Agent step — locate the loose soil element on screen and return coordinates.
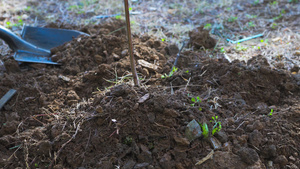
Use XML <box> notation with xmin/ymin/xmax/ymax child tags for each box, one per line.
<box><xmin>0</xmin><ymin>18</ymin><xmax>299</xmax><ymax>169</ymax></box>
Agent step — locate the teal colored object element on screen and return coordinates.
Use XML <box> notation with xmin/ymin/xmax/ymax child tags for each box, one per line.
<box><xmin>227</xmin><ymin>33</ymin><xmax>263</xmax><ymax>44</ymax></box>
<box><xmin>185</xmin><ymin>119</ymin><xmax>202</xmax><ymax>141</ymax></box>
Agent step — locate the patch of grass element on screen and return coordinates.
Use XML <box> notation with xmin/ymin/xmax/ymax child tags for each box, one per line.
<box><xmin>24</xmin><ymin>6</ymin><xmax>31</xmax><ymax>12</ymax></box>
<box><xmin>254</xmin><ymin>0</ymin><xmax>260</xmax><ymax>5</ymax></box>
<box><xmin>210</xmin><ymin>116</ymin><xmax>222</xmax><ymax>136</ymax></box>
<box><xmin>235</xmin><ymin>42</ymin><xmax>248</xmax><ymax>51</ymax></box>
<box><xmin>123</xmin><ymin>136</ymin><xmax>133</xmax><ymax>145</ymax></box>
<box><xmin>199</xmin><ymin>122</ymin><xmax>209</xmax><ymax>138</ymax></box>
<box><xmin>204</xmin><ymin>23</ymin><xmax>212</xmax><ymax>30</ymax></box>
<box><xmin>227</xmin><ymin>16</ymin><xmax>238</xmax><ymax>22</ymax></box>
<box><xmin>246</xmin><ymin>14</ymin><xmax>257</xmax><ymax>19</ymax></box>
<box><xmin>271</xmin><ymin>22</ymin><xmax>278</xmax><ymax>29</ymax></box>
<box><xmin>161</xmin><ymin>66</ymin><xmax>178</xmax><ymax>79</ymax></box>
<box><xmin>248</xmin><ymin>21</ymin><xmax>256</xmax><ymax>27</ymax></box>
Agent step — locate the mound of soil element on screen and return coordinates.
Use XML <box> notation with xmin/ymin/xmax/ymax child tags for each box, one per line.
<box><xmin>0</xmin><ymin>19</ymin><xmax>299</xmax><ymax>169</ymax></box>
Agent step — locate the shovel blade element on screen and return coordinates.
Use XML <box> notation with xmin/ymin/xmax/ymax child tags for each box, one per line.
<box><xmin>22</xmin><ymin>26</ymin><xmax>88</xmax><ymax>50</ymax></box>
<box><xmin>14</xmin><ymin>51</ymin><xmax>59</xmax><ymax>65</ymax></box>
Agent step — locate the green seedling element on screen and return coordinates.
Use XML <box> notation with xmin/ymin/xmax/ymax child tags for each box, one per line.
<box><xmin>115</xmin><ymin>15</ymin><xmax>121</xmax><ymax>19</ymax></box>
<box><xmin>123</xmin><ymin>136</ymin><xmax>133</xmax><ymax>145</ymax></box>
<box><xmin>268</xmin><ymin>109</ymin><xmax>273</xmax><ymax>116</ymax></box>
<box><xmin>185</xmin><ymin>70</ymin><xmax>189</xmax><ymax>73</ymax></box>
<box><xmin>204</xmin><ymin>23</ymin><xmax>212</xmax><ymax>30</ymax></box>
<box><xmin>271</xmin><ymin>23</ymin><xmax>278</xmax><ymax>29</ymax></box>
<box><xmin>161</xmin><ymin>66</ymin><xmax>178</xmax><ymax>79</ymax></box>
<box><xmin>246</xmin><ymin>14</ymin><xmax>257</xmax><ymax>19</ymax></box>
<box><xmin>236</xmin><ymin>42</ymin><xmax>248</xmax><ymax>51</ymax></box>
<box><xmin>227</xmin><ymin>16</ymin><xmax>238</xmax><ymax>22</ymax></box>
<box><xmin>254</xmin><ymin>0</ymin><xmax>260</xmax><ymax>5</ymax></box>
<box><xmin>220</xmin><ymin>47</ymin><xmax>225</xmax><ymax>53</ymax></box>
<box><xmin>24</xmin><ymin>6</ymin><xmax>31</xmax><ymax>11</ymax></box>
<box><xmin>199</xmin><ymin>122</ymin><xmax>209</xmax><ymax>138</ymax></box>
<box><xmin>210</xmin><ymin>116</ymin><xmax>222</xmax><ymax>136</ymax></box>
<box><xmin>191</xmin><ymin>96</ymin><xmax>202</xmax><ymax>111</ymax></box>
<box><xmin>248</xmin><ymin>22</ymin><xmax>256</xmax><ymax>27</ymax></box>
<box><xmin>270</xmin><ymin>1</ymin><xmax>278</xmax><ymax>5</ymax></box>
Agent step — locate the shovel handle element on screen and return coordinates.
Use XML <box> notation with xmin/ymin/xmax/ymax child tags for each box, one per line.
<box><xmin>0</xmin><ymin>25</ymin><xmax>50</xmax><ymax>55</ymax></box>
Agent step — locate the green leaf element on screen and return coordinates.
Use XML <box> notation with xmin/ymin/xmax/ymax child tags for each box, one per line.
<box><xmin>191</xmin><ymin>97</ymin><xmax>196</xmax><ymax>103</ymax></box>
<box><xmin>201</xmin><ymin>123</ymin><xmax>209</xmax><ymax>138</ymax></box>
<box><xmin>115</xmin><ymin>15</ymin><xmax>121</xmax><ymax>19</ymax></box>
<box><xmin>129</xmin><ymin>7</ymin><xmax>132</xmax><ymax>11</ymax></box>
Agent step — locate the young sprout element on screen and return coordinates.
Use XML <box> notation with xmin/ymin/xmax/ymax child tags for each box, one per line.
<box><xmin>268</xmin><ymin>109</ymin><xmax>273</xmax><ymax>116</ymax></box>
<box><xmin>210</xmin><ymin>116</ymin><xmax>222</xmax><ymax>136</ymax></box>
<box><xmin>200</xmin><ymin>123</ymin><xmax>209</xmax><ymax>138</ymax></box>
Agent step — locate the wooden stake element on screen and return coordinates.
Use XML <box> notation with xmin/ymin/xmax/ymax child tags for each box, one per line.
<box><xmin>124</xmin><ymin>0</ymin><xmax>139</xmax><ymax>86</ymax></box>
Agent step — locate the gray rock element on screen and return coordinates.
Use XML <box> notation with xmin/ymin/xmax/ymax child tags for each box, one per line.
<box><xmin>274</xmin><ymin>155</ymin><xmax>288</xmax><ymax>167</ymax></box>
<box><xmin>123</xmin><ymin>160</ymin><xmax>136</xmax><ymax>169</ymax></box>
<box><xmin>134</xmin><ymin>163</ymin><xmax>149</xmax><ymax>169</ymax></box>
<box><xmin>248</xmin><ymin>130</ymin><xmax>263</xmax><ymax>147</ymax></box>
<box><xmin>238</xmin><ymin>147</ymin><xmax>259</xmax><ymax>165</ymax></box>
<box><xmin>215</xmin><ymin>131</ymin><xmax>228</xmax><ymax>143</ymax></box>
<box><xmin>185</xmin><ymin>119</ymin><xmax>202</xmax><ymax>141</ymax></box>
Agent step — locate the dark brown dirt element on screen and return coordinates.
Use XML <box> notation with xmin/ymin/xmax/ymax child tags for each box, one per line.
<box><xmin>0</xmin><ymin>19</ymin><xmax>299</xmax><ymax>169</ymax></box>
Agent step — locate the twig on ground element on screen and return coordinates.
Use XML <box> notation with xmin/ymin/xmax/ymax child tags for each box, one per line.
<box><xmin>49</xmin><ymin>122</ymin><xmax>82</xmax><ymax>168</ymax></box>
<box><xmin>195</xmin><ymin>150</ymin><xmax>214</xmax><ymax>165</ymax></box>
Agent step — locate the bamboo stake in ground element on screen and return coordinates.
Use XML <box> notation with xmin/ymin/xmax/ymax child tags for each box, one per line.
<box><xmin>123</xmin><ymin>0</ymin><xmax>139</xmax><ymax>86</ymax></box>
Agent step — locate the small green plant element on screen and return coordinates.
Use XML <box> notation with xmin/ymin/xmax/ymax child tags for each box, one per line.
<box><xmin>220</xmin><ymin>47</ymin><xmax>225</xmax><ymax>53</ymax></box>
<box><xmin>161</xmin><ymin>38</ymin><xmax>165</xmax><ymax>42</ymax></box>
<box><xmin>254</xmin><ymin>0</ymin><xmax>260</xmax><ymax>5</ymax></box>
<box><xmin>246</xmin><ymin>14</ymin><xmax>257</xmax><ymax>19</ymax></box>
<box><xmin>210</xmin><ymin>116</ymin><xmax>222</xmax><ymax>136</ymax></box>
<box><xmin>204</xmin><ymin>23</ymin><xmax>212</xmax><ymax>30</ymax></box>
<box><xmin>268</xmin><ymin>109</ymin><xmax>274</xmax><ymax>116</ymax></box>
<box><xmin>190</xmin><ymin>96</ymin><xmax>202</xmax><ymax>111</ymax></box>
<box><xmin>185</xmin><ymin>70</ymin><xmax>189</xmax><ymax>73</ymax></box>
<box><xmin>200</xmin><ymin>123</ymin><xmax>209</xmax><ymax>138</ymax></box>
<box><xmin>123</xmin><ymin>136</ymin><xmax>133</xmax><ymax>145</ymax></box>
<box><xmin>227</xmin><ymin>16</ymin><xmax>238</xmax><ymax>22</ymax></box>
<box><xmin>24</xmin><ymin>6</ymin><xmax>31</xmax><ymax>11</ymax></box>
<box><xmin>248</xmin><ymin>21</ymin><xmax>256</xmax><ymax>27</ymax></box>
<box><xmin>161</xmin><ymin>66</ymin><xmax>178</xmax><ymax>78</ymax></box>
<box><xmin>271</xmin><ymin>23</ymin><xmax>278</xmax><ymax>29</ymax></box>
<box><xmin>35</xmin><ymin>163</ymin><xmax>39</xmax><ymax>167</ymax></box>
<box><xmin>115</xmin><ymin>15</ymin><xmax>121</xmax><ymax>19</ymax></box>
<box><xmin>236</xmin><ymin>42</ymin><xmax>248</xmax><ymax>51</ymax></box>
<box><xmin>270</xmin><ymin>1</ymin><xmax>278</xmax><ymax>5</ymax></box>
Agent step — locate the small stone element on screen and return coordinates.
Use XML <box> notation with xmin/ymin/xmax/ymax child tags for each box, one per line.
<box><xmin>262</xmin><ymin>144</ymin><xmax>277</xmax><ymax>158</ymax></box>
<box><xmin>214</xmin><ymin>131</ymin><xmax>228</xmax><ymax>143</ymax></box>
<box><xmin>134</xmin><ymin>163</ymin><xmax>149</xmax><ymax>169</ymax></box>
<box><xmin>112</xmin><ymin>53</ymin><xmax>120</xmax><ymax>61</ymax></box>
<box><xmin>123</xmin><ymin>160</ymin><xmax>136</xmax><ymax>169</ymax></box>
<box><xmin>121</xmin><ymin>50</ymin><xmax>128</xmax><ymax>57</ymax></box>
<box><xmin>173</xmin><ymin>136</ymin><xmax>190</xmax><ymax>146</ymax></box>
<box><xmin>253</xmin><ymin>120</ymin><xmax>264</xmax><ymax>131</ymax></box>
<box><xmin>238</xmin><ymin>147</ymin><xmax>259</xmax><ymax>165</ymax></box>
<box><xmin>95</xmin><ymin>106</ymin><xmax>103</xmax><ymax>113</ymax></box>
<box><xmin>248</xmin><ymin>130</ymin><xmax>263</xmax><ymax>147</ymax></box>
<box><xmin>67</xmin><ymin>90</ymin><xmax>80</xmax><ymax>100</ymax></box>
<box><xmin>94</xmin><ymin>55</ymin><xmax>103</xmax><ymax>64</ymax></box>
<box><xmin>159</xmin><ymin>153</ymin><xmax>173</xmax><ymax>169</ymax></box>
<box><xmin>289</xmin><ymin>156</ymin><xmax>296</xmax><ymax>162</ymax></box>
<box><xmin>185</xmin><ymin>119</ymin><xmax>202</xmax><ymax>141</ymax></box>
<box><xmin>175</xmin><ymin>163</ymin><xmax>185</xmax><ymax>169</ymax></box>
<box><xmin>209</xmin><ymin>136</ymin><xmax>222</xmax><ymax>150</ymax></box>
<box><xmin>274</xmin><ymin>155</ymin><xmax>288</xmax><ymax>167</ymax></box>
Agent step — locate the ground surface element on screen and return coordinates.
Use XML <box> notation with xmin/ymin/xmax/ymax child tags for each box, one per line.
<box><xmin>0</xmin><ymin>0</ymin><xmax>300</xmax><ymax>169</ymax></box>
